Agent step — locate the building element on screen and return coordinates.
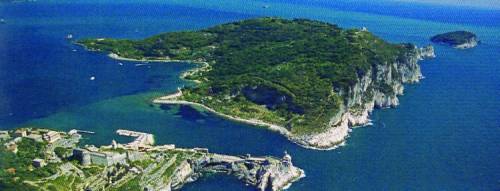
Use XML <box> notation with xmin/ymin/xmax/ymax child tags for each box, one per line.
<box><xmin>4</xmin><ymin>142</ymin><xmax>17</xmax><ymax>153</ymax></box>
<box><xmin>14</xmin><ymin>129</ymin><xmax>27</xmax><ymax>137</ymax></box>
<box><xmin>282</xmin><ymin>151</ymin><xmax>292</xmax><ymax>167</ymax></box>
<box><xmin>32</xmin><ymin>158</ymin><xmax>46</xmax><ymax>168</ymax></box>
<box><xmin>73</xmin><ymin>148</ymin><xmax>91</xmax><ymax>166</ymax></box>
<box><xmin>43</xmin><ymin>131</ymin><xmax>61</xmax><ymax>143</ymax></box>
<box><xmin>73</xmin><ymin>148</ymin><xmax>126</xmax><ymax>166</ymax></box>
<box><xmin>0</xmin><ymin>131</ymin><xmax>10</xmax><ymax>141</ymax></box>
<box><xmin>194</xmin><ymin>148</ymin><xmax>209</xmax><ymax>153</ymax></box>
<box><xmin>127</xmin><ymin>151</ymin><xmax>146</xmax><ymax>162</ymax></box>
<box><xmin>26</xmin><ymin>134</ymin><xmax>43</xmax><ymax>142</ymax></box>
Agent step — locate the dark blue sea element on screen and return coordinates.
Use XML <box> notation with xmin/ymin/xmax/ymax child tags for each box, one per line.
<box><xmin>0</xmin><ymin>1</ymin><xmax>499</xmax><ymax>190</ymax></box>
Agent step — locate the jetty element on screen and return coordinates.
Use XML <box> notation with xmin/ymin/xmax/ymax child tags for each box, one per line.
<box><xmin>68</xmin><ymin>129</ymin><xmax>95</xmax><ymax>135</ymax></box>
<box><xmin>116</xmin><ymin>129</ymin><xmax>154</xmax><ymax>149</ymax></box>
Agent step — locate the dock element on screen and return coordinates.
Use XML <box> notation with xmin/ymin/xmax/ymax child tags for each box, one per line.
<box><xmin>68</xmin><ymin>129</ymin><xmax>95</xmax><ymax>135</ymax></box>
<box><xmin>116</xmin><ymin>129</ymin><xmax>154</xmax><ymax>149</ymax></box>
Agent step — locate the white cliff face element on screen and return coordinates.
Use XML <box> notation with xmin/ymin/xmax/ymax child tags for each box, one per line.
<box><xmin>418</xmin><ymin>45</ymin><xmax>436</xmax><ymax>60</ymax></box>
<box><xmin>264</xmin><ymin>162</ymin><xmax>304</xmax><ymax>191</ymax></box>
<box><xmin>170</xmin><ymin>161</ymin><xmax>194</xmax><ymax>189</ymax></box>
<box><xmin>455</xmin><ymin>38</ymin><xmax>479</xmax><ymax>49</ymax></box>
<box><xmin>292</xmin><ymin>45</ymin><xmax>433</xmax><ymax>150</ymax></box>
<box><xmin>167</xmin><ymin>153</ymin><xmax>304</xmax><ymax>191</ymax></box>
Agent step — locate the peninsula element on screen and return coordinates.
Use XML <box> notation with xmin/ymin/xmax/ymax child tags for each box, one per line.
<box><xmin>0</xmin><ymin>128</ymin><xmax>304</xmax><ymax>191</ymax></box>
<box><xmin>431</xmin><ymin>31</ymin><xmax>479</xmax><ymax>49</ymax></box>
<box><xmin>78</xmin><ymin>17</ymin><xmax>435</xmax><ymax>150</ymax></box>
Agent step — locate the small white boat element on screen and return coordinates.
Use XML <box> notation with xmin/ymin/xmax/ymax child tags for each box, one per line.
<box><xmin>0</xmin><ymin>19</ymin><xmax>5</xmax><ymax>24</ymax></box>
<box><xmin>66</xmin><ymin>34</ymin><xmax>73</xmax><ymax>39</ymax></box>
<box><xmin>90</xmin><ymin>76</ymin><xmax>96</xmax><ymax>81</ymax></box>
<box><xmin>118</xmin><ymin>62</ymin><xmax>123</xmax><ymax>66</ymax></box>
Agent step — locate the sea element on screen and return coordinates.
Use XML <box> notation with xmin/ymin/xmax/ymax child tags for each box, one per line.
<box><xmin>0</xmin><ymin>0</ymin><xmax>499</xmax><ymax>190</ymax></box>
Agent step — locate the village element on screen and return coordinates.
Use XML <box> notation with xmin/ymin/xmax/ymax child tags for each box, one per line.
<box><xmin>0</xmin><ymin>128</ymin><xmax>304</xmax><ymax>191</ymax></box>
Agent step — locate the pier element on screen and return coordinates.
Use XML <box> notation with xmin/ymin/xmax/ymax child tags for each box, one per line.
<box><xmin>116</xmin><ymin>129</ymin><xmax>154</xmax><ymax>149</ymax></box>
<box><xmin>68</xmin><ymin>129</ymin><xmax>95</xmax><ymax>135</ymax></box>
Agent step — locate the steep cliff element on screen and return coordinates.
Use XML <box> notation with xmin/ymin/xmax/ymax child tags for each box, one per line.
<box><xmin>168</xmin><ymin>152</ymin><xmax>304</xmax><ymax>191</ymax></box>
<box><xmin>293</xmin><ymin>44</ymin><xmax>434</xmax><ymax>149</ymax></box>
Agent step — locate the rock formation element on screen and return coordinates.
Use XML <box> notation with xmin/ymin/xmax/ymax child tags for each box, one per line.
<box><xmin>293</xmin><ymin>45</ymin><xmax>434</xmax><ymax>149</ymax></box>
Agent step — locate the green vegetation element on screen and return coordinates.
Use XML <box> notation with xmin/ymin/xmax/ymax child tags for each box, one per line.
<box><xmin>431</xmin><ymin>31</ymin><xmax>477</xmax><ymax>45</ymax></box>
<box><xmin>41</xmin><ymin>175</ymin><xmax>83</xmax><ymax>191</ymax></box>
<box><xmin>79</xmin><ymin>17</ymin><xmax>414</xmax><ymax>134</ymax></box>
<box><xmin>54</xmin><ymin>147</ymin><xmax>71</xmax><ymax>159</ymax></box>
<box><xmin>111</xmin><ymin>177</ymin><xmax>142</xmax><ymax>191</ymax></box>
<box><xmin>0</xmin><ymin>138</ymin><xmax>58</xmax><ymax>191</ymax></box>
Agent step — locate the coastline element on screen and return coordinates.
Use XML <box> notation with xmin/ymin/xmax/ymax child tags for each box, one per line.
<box><xmin>106</xmin><ymin>53</ymin><xmax>210</xmax><ymax>83</ymax></box>
<box><xmin>102</xmin><ymin>45</ymin><xmax>431</xmax><ymax>151</ymax></box>
<box><xmin>107</xmin><ymin>53</ymin><xmax>208</xmax><ymax>64</ymax></box>
<box><xmin>100</xmin><ymin>54</ymin><xmax>383</xmax><ymax>150</ymax></box>
<box><xmin>153</xmin><ymin>91</ymin><xmax>292</xmax><ymax>137</ymax></box>
<box><xmin>2</xmin><ymin>128</ymin><xmax>304</xmax><ymax>191</ymax></box>
<box><xmin>101</xmin><ymin>52</ymin><xmax>299</xmax><ymax>145</ymax></box>
<box><xmin>455</xmin><ymin>40</ymin><xmax>478</xmax><ymax>49</ymax></box>
<box><xmin>153</xmin><ymin>90</ymin><xmax>362</xmax><ymax>151</ymax></box>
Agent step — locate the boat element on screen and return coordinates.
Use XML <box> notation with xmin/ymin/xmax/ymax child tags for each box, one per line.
<box><xmin>0</xmin><ymin>19</ymin><xmax>5</xmax><ymax>24</ymax></box>
<box><xmin>90</xmin><ymin>76</ymin><xmax>96</xmax><ymax>81</ymax></box>
<box><xmin>66</xmin><ymin>34</ymin><xmax>73</xmax><ymax>39</ymax></box>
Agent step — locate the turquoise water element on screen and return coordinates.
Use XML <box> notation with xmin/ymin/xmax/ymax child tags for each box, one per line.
<box><xmin>1</xmin><ymin>1</ymin><xmax>499</xmax><ymax>190</ymax></box>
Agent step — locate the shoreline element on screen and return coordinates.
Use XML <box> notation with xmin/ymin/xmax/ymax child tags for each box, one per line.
<box><xmin>106</xmin><ymin>53</ymin><xmax>210</xmax><ymax>83</ymax></box>
<box><xmin>153</xmin><ymin>94</ymin><xmax>292</xmax><ymax>137</ymax></box>
<box><xmin>107</xmin><ymin>53</ymin><xmax>208</xmax><ymax>64</ymax></box>
<box><xmin>102</xmin><ymin>49</ymin><xmax>413</xmax><ymax>151</ymax></box>
<box><xmin>153</xmin><ymin>90</ymin><xmax>364</xmax><ymax>151</ymax></box>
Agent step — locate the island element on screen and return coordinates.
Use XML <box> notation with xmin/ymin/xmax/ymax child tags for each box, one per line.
<box><xmin>78</xmin><ymin>17</ymin><xmax>435</xmax><ymax>150</ymax></box>
<box><xmin>0</xmin><ymin>128</ymin><xmax>304</xmax><ymax>191</ymax></box>
<box><xmin>431</xmin><ymin>31</ymin><xmax>479</xmax><ymax>49</ymax></box>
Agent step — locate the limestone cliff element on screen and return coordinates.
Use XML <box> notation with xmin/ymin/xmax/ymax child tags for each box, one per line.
<box><xmin>172</xmin><ymin>153</ymin><xmax>304</xmax><ymax>191</ymax></box>
<box><xmin>292</xmin><ymin>45</ymin><xmax>434</xmax><ymax>149</ymax></box>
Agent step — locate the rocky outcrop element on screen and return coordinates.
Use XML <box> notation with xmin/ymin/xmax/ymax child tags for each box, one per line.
<box><xmin>170</xmin><ymin>152</ymin><xmax>304</xmax><ymax>191</ymax></box>
<box><xmin>293</xmin><ymin>45</ymin><xmax>433</xmax><ymax>150</ymax></box>
<box><xmin>431</xmin><ymin>31</ymin><xmax>479</xmax><ymax>49</ymax></box>
<box><xmin>455</xmin><ymin>39</ymin><xmax>479</xmax><ymax>49</ymax></box>
<box><xmin>418</xmin><ymin>45</ymin><xmax>436</xmax><ymax>59</ymax></box>
<box><xmin>170</xmin><ymin>161</ymin><xmax>195</xmax><ymax>189</ymax></box>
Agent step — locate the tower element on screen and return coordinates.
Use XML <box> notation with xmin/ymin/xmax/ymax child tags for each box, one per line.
<box><xmin>111</xmin><ymin>139</ymin><xmax>118</xmax><ymax>149</ymax></box>
<box><xmin>282</xmin><ymin>151</ymin><xmax>292</xmax><ymax>166</ymax></box>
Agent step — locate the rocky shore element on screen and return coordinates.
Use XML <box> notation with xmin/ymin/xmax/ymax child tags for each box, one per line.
<box><xmin>0</xmin><ymin>128</ymin><xmax>304</xmax><ymax>191</ymax></box>
<box><xmin>146</xmin><ymin>151</ymin><xmax>304</xmax><ymax>191</ymax></box>
<box><xmin>455</xmin><ymin>40</ymin><xmax>478</xmax><ymax>49</ymax></box>
<box><xmin>154</xmin><ymin>45</ymin><xmax>434</xmax><ymax>150</ymax></box>
<box><xmin>290</xmin><ymin>45</ymin><xmax>434</xmax><ymax>149</ymax></box>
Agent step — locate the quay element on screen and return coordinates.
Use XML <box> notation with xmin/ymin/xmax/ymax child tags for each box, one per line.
<box><xmin>116</xmin><ymin>129</ymin><xmax>154</xmax><ymax>149</ymax></box>
<box><xmin>68</xmin><ymin>129</ymin><xmax>95</xmax><ymax>135</ymax></box>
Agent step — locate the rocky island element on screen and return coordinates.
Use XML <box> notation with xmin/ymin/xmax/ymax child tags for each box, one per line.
<box><xmin>431</xmin><ymin>31</ymin><xmax>479</xmax><ymax>49</ymax></box>
<box><xmin>0</xmin><ymin>128</ymin><xmax>304</xmax><ymax>191</ymax></box>
<box><xmin>78</xmin><ymin>17</ymin><xmax>435</xmax><ymax>150</ymax></box>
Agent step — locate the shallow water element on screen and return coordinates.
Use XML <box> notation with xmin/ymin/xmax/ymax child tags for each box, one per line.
<box><xmin>0</xmin><ymin>1</ymin><xmax>499</xmax><ymax>190</ymax></box>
